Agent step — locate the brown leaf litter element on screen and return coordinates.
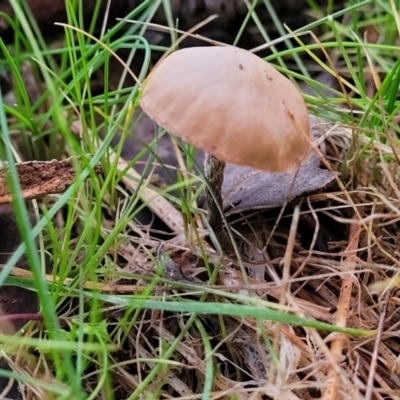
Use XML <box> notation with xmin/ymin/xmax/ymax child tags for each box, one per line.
<box><xmin>105</xmin><ymin>119</ymin><xmax>400</xmax><ymax>399</ymax></box>
<box><xmin>3</xmin><ymin>120</ymin><xmax>400</xmax><ymax>397</ymax></box>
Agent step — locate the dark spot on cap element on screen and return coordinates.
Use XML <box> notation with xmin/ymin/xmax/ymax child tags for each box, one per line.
<box><xmin>239</xmin><ymin>64</ymin><xmax>243</xmax><ymax>70</ymax></box>
<box><xmin>266</xmin><ymin>74</ymin><xmax>273</xmax><ymax>81</ymax></box>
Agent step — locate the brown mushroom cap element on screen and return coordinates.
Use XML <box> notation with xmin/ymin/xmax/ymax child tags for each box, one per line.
<box><xmin>140</xmin><ymin>46</ymin><xmax>311</xmax><ymax>172</ymax></box>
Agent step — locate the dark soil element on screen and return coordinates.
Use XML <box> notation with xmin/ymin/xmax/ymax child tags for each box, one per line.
<box><xmin>0</xmin><ymin>205</ymin><xmax>38</xmax><ymax>399</ymax></box>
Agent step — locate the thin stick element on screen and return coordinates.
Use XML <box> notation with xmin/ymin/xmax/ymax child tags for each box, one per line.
<box><xmin>111</xmin><ymin>154</ymin><xmax>185</xmax><ymax>235</ymax></box>
<box><xmin>270</xmin><ymin>206</ymin><xmax>300</xmax><ymax>385</ymax></box>
<box><xmin>322</xmin><ymin>211</ymin><xmax>362</xmax><ymax>400</ymax></box>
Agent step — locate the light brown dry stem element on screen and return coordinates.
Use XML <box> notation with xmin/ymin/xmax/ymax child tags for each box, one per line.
<box><xmin>322</xmin><ymin>210</ymin><xmax>362</xmax><ymax>400</ymax></box>
<box><xmin>0</xmin><ymin>265</ymin><xmax>152</xmax><ymax>293</ymax></box>
<box><xmin>365</xmin><ymin>291</ymin><xmax>390</xmax><ymax>400</ymax></box>
<box><xmin>111</xmin><ymin>154</ymin><xmax>185</xmax><ymax>235</ymax></box>
<box><xmin>0</xmin><ymin>157</ymin><xmax>103</xmax><ymax>205</ymax></box>
<box><xmin>269</xmin><ymin>206</ymin><xmax>300</xmax><ymax>385</ymax></box>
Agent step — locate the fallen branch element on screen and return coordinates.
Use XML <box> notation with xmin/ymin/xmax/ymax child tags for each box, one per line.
<box><xmin>0</xmin><ymin>157</ymin><xmax>103</xmax><ymax>205</ymax></box>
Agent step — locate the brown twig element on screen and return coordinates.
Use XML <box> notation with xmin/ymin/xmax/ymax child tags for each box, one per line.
<box><xmin>322</xmin><ymin>210</ymin><xmax>362</xmax><ymax>400</ymax></box>
<box><xmin>0</xmin><ymin>157</ymin><xmax>103</xmax><ymax>205</ymax></box>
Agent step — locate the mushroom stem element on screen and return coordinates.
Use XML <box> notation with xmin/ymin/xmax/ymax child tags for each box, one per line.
<box><xmin>204</xmin><ymin>153</ymin><xmax>235</xmax><ymax>255</ymax></box>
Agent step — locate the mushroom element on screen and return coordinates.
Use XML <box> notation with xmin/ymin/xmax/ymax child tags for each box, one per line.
<box><xmin>140</xmin><ymin>46</ymin><xmax>312</xmax><ymax>255</ymax></box>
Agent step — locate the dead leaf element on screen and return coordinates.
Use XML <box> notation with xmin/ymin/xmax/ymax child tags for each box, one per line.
<box><xmin>222</xmin><ymin>152</ymin><xmax>336</xmax><ymax>215</ymax></box>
